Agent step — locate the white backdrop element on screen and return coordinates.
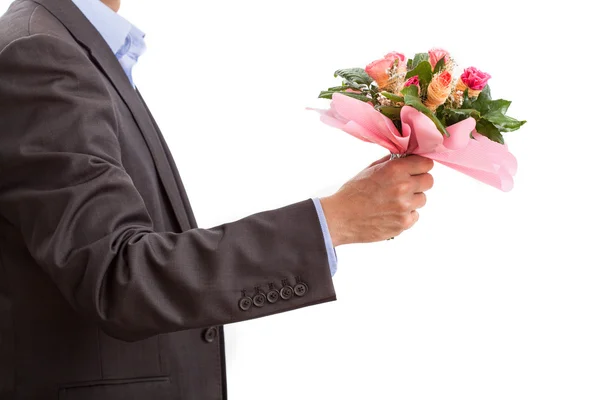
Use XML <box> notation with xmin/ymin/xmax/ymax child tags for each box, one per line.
<box><xmin>2</xmin><ymin>0</ymin><xmax>600</xmax><ymax>399</ymax></box>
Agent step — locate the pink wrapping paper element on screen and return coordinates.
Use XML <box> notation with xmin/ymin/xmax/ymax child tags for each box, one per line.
<box><xmin>315</xmin><ymin>93</ymin><xmax>517</xmax><ymax>191</ymax></box>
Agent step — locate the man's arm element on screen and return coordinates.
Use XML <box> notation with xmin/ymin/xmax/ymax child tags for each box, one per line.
<box><xmin>0</xmin><ymin>34</ymin><xmax>335</xmax><ymax>341</ymax></box>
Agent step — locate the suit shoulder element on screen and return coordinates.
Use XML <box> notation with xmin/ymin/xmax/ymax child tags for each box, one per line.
<box><xmin>0</xmin><ymin>0</ymin><xmax>76</xmax><ymax>52</ymax></box>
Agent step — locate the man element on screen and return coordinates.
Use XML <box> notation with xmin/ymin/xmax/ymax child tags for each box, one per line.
<box><xmin>0</xmin><ymin>0</ymin><xmax>434</xmax><ymax>398</ymax></box>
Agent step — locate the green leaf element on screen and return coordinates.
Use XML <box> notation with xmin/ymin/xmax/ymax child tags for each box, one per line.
<box><xmin>439</xmin><ymin>108</ymin><xmax>481</xmax><ymax>126</ymax></box>
<box><xmin>455</xmin><ymin>84</ymin><xmax>526</xmax><ymax>137</ymax></box>
<box><xmin>320</xmin><ymin>81</ymin><xmax>372</xmax><ymax>100</ymax></box>
<box><xmin>343</xmin><ymin>80</ymin><xmax>370</xmax><ymax>91</ymax></box>
<box><xmin>401</xmin><ymin>85</ymin><xmax>419</xmax><ymax>97</ymax></box>
<box><xmin>401</xmin><ymin>85</ymin><xmax>449</xmax><ymax>137</ymax></box>
<box><xmin>407</xmin><ymin>59</ymin><xmax>413</xmax><ymax>69</ymax></box>
<box><xmin>334</xmin><ymin>68</ymin><xmax>373</xmax><ymax>85</ymax></box>
<box><xmin>477</xmin><ymin>85</ymin><xmax>492</xmax><ymax>103</ymax></box>
<box><xmin>462</xmin><ymin>85</ymin><xmax>511</xmax><ymax>116</ymax></box>
<box><xmin>381</xmin><ymin>91</ymin><xmax>404</xmax><ymax>103</ymax></box>
<box><xmin>452</xmin><ymin>108</ymin><xmax>481</xmax><ymax>119</ymax></box>
<box><xmin>461</xmin><ymin>89</ymin><xmax>474</xmax><ymax>109</ymax></box>
<box><xmin>486</xmin><ymin>99</ymin><xmax>512</xmax><ymax>114</ymax></box>
<box><xmin>405</xmin><ymin>61</ymin><xmax>433</xmax><ymax>87</ymax></box>
<box><xmin>463</xmin><ymin>86</ymin><xmax>491</xmax><ymax>112</ymax></box>
<box><xmin>336</xmin><ymin>91</ymin><xmax>372</xmax><ymax>102</ymax></box>
<box><xmin>411</xmin><ymin>53</ymin><xmax>429</xmax><ymax>67</ymax></box>
<box><xmin>476</xmin><ymin>119</ymin><xmax>505</xmax><ymax>144</ymax></box>
<box><xmin>378</xmin><ymin>106</ymin><xmax>402</xmax><ymax>120</ymax></box>
<box><xmin>326</xmin><ymin>85</ymin><xmax>348</xmax><ymax>92</ymax></box>
<box><xmin>484</xmin><ymin>111</ymin><xmax>527</xmax><ymax>132</ymax></box>
<box><xmin>433</xmin><ymin>58</ymin><xmax>445</xmax><ymax>74</ymax></box>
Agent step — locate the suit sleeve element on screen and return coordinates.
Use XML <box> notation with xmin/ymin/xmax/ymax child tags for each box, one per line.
<box><xmin>0</xmin><ymin>34</ymin><xmax>336</xmax><ymax>341</ymax></box>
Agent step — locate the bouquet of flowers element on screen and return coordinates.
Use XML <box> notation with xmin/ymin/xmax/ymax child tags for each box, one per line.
<box><xmin>313</xmin><ymin>49</ymin><xmax>526</xmax><ymax>191</ymax></box>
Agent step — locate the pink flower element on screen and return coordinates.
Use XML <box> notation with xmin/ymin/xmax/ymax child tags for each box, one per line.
<box><xmin>438</xmin><ymin>70</ymin><xmax>453</xmax><ymax>87</ymax></box>
<box><xmin>365</xmin><ymin>52</ymin><xmax>406</xmax><ymax>88</ymax></box>
<box><xmin>384</xmin><ymin>52</ymin><xmax>406</xmax><ymax>62</ymax></box>
<box><xmin>460</xmin><ymin>67</ymin><xmax>491</xmax><ymax>91</ymax></box>
<box><xmin>403</xmin><ymin>76</ymin><xmax>420</xmax><ymax>88</ymax></box>
<box><xmin>428</xmin><ymin>48</ymin><xmax>450</xmax><ymax>69</ymax></box>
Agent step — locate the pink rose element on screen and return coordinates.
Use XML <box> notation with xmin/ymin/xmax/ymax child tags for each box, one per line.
<box><xmin>428</xmin><ymin>48</ymin><xmax>450</xmax><ymax>69</ymax></box>
<box><xmin>403</xmin><ymin>76</ymin><xmax>420</xmax><ymax>88</ymax></box>
<box><xmin>438</xmin><ymin>70</ymin><xmax>452</xmax><ymax>87</ymax></box>
<box><xmin>384</xmin><ymin>52</ymin><xmax>406</xmax><ymax>63</ymax></box>
<box><xmin>365</xmin><ymin>52</ymin><xmax>406</xmax><ymax>88</ymax></box>
<box><xmin>460</xmin><ymin>67</ymin><xmax>491</xmax><ymax>91</ymax></box>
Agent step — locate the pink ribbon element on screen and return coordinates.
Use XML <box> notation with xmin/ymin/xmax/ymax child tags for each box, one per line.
<box><xmin>314</xmin><ymin>93</ymin><xmax>517</xmax><ymax>191</ymax></box>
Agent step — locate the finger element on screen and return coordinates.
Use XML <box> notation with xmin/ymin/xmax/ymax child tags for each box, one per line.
<box><xmin>405</xmin><ymin>210</ymin><xmax>420</xmax><ymax>230</ymax></box>
<box><xmin>412</xmin><ymin>173</ymin><xmax>434</xmax><ymax>192</ymax></box>
<box><xmin>395</xmin><ymin>210</ymin><xmax>420</xmax><ymax>236</ymax></box>
<box><xmin>412</xmin><ymin>192</ymin><xmax>427</xmax><ymax>209</ymax></box>
<box><xmin>399</xmin><ymin>155</ymin><xmax>434</xmax><ymax>175</ymax></box>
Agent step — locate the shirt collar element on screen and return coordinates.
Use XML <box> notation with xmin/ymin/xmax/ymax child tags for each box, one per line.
<box><xmin>71</xmin><ymin>0</ymin><xmax>143</xmax><ymax>56</ymax></box>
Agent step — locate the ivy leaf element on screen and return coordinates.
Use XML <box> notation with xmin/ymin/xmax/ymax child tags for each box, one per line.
<box><xmin>486</xmin><ymin>99</ymin><xmax>512</xmax><ymax>114</ymax></box>
<box><xmin>462</xmin><ymin>89</ymin><xmax>475</xmax><ymax>109</ymax></box>
<box><xmin>378</xmin><ymin>106</ymin><xmax>401</xmax><ymax>120</ymax></box>
<box><xmin>460</xmin><ymin>85</ymin><xmax>526</xmax><ymax>132</ymax></box>
<box><xmin>401</xmin><ymin>85</ymin><xmax>449</xmax><ymax>137</ymax></box>
<box><xmin>411</xmin><ymin>53</ymin><xmax>429</xmax><ymax>67</ymax></box>
<box><xmin>439</xmin><ymin>108</ymin><xmax>480</xmax><ymax>126</ymax></box>
<box><xmin>336</xmin><ymin>91</ymin><xmax>372</xmax><ymax>102</ymax></box>
<box><xmin>318</xmin><ymin>91</ymin><xmax>335</xmax><ymax>99</ymax></box>
<box><xmin>484</xmin><ymin>111</ymin><xmax>527</xmax><ymax>132</ymax></box>
<box><xmin>326</xmin><ymin>85</ymin><xmax>348</xmax><ymax>92</ymax></box>
<box><xmin>320</xmin><ymin>80</ymin><xmax>372</xmax><ymax>100</ymax></box>
<box><xmin>405</xmin><ymin>61</ymin><xmax>434</xmax><ymax>87</ymax></box>
<box><xmin>476</xmin><ymin>119</ymin><xmax>505</xmax><ymax>144</ymax></box>
<box><xmin>476</xmin><ymin>84</ymin><xmax>492</xmax><ymax>103</ymax></box>
<box><xmin>433</xmin><ymin>58</ymin><xmax>445</xmax><ymax>74</ymax></box>
<box><xmin>401</xmin><ymin>85</ymin><xmax>419</xmax><ymax>98</ymax></box>
<box><xmin>381</xmin><ymin>91</ymin><xmax>404</xmax><ymax>103</ymax></box>
<box><xmin>343</xmin><ymin>80</ymin><xmax>370</xmax><ymax>91</ymax></box>
<box><xmin>334</xmin><ymin>68</ymin><xmax>373</xmax><ymax>85</ymax></box>
<box><xmin>464</xmin><ymin>86</ymin><xmax>491</xmax><ymax>113</ymax></box>
<box><xmin>319</xmin><ymin>87</ymin><xmax>349</xmax><ymax>99</ymax></box>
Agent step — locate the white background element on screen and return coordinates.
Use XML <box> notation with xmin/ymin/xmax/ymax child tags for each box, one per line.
<box><xmin>2</xmin><ymin>0</ymin><xmax>600</xmax><ymax>399</ymax></box>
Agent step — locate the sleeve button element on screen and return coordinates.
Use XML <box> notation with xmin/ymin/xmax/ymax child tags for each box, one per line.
<box><xmin>294</xmin><ymin>282</ymin><xmax>308</xmax><ymax>297</ymax></box>
<box><xmin>239</xmin><ymin>296</ymin><xmax>253</xmax><ymax>311</ymax></box>
<box><xmin>280</xmin><ymin>285</ymin><xmax>294</xmax><ymax>300</ymax></box>
<box><xmin>253</xmin><ymin>293</ymin><xmax>266</xmax><ymax>308</ymax></box>
<box><xmin>267</xmin><ymin>290</ymin><xmax>280</xmax><ymax>303</ymax></box>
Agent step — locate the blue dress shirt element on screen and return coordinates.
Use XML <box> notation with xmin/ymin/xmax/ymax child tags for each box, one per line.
<box><xmin>72</xmin><ymin>0</ymin><xmax>337</xmax><ymax>276</ymax></box>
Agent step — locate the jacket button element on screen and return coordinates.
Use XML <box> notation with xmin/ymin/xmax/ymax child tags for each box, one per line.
<box><xmin>239</xmin><ymin>296</ymin><xmax>252</xmax><ymax>311</ymax></box>
<box><xmin>280</xmin><ymin>285</ymin><xmax>294</xmax><ymax>300</ymax></box>
<box><xmin>266</xmin><ymin>289</ymin><xmax>279</xmax><ymax>304</ymax></box>
<box><xmin>294</xmin><ymin>282</ymin><xmax>308</xmax><ymax>297</ymax></box>
<box><xmin>204</xmin><ymin>326</ymin><xmax>218</xmax><ymax>343</ymax></box>
<box><xmin>253</xmin><ymin>293</ymin><xmax>266</xmax><ymax>308</ymax></box>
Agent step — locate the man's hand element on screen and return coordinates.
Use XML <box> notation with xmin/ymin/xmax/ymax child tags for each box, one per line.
<box><xmin>320</xmin><ymin>155</ymin><xmax>434</xmax><ymax>246</ymax></box>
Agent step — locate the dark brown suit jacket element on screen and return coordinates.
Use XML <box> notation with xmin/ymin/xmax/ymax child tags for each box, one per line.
<box><xmin>0</xmin><ymin>0</ymin><xmax>336</xmax><ymax>398</ymax></box>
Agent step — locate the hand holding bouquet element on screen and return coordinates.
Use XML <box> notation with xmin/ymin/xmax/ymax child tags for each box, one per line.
<box><xmin>313</xmin><ymin>49</ymin><xmax>526</xmax><ymax>191</ymax></box>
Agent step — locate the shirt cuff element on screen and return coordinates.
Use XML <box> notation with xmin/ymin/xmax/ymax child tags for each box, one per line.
<box><xmin>311</xmin><ymin>198</ymin><xmax>338</xmax><ymax>277</ymax></box>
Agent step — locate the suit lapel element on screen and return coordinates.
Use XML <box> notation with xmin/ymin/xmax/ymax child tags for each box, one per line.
<box><xmin>32</xmin><ymin>0</ymin><xmax>191</xmax><ymax>232</ymax></box>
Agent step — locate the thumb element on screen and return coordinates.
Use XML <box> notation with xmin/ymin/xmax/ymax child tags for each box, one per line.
<box><xmin>367</xmin><ymin>154</ymin><xmax>391</xmax><ymax>168</ymax></box>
